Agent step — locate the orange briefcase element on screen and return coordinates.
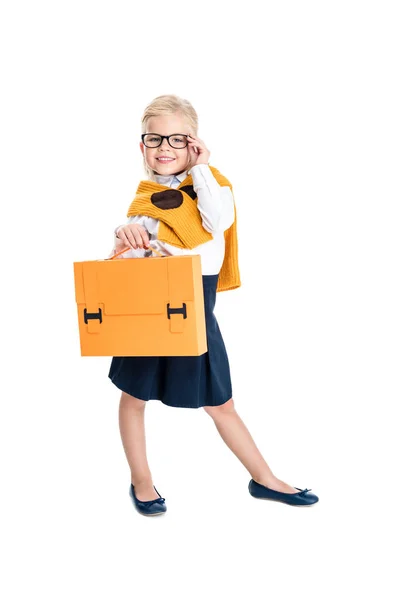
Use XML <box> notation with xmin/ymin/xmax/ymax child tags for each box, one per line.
<box><xmin>73</xmin><ymin>245</ymin><xmax>208</xmax><ymax>357</ymax></box>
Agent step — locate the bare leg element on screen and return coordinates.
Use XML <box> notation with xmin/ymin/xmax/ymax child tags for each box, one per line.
<box><xmin>118</xmin><ymin>391</ymin><xmax>159</xmax><ymax>501</ymax></box>
<box><xmin>204</xmin><ymin>399</ymin><xmax>299</xmax><ymax>493</ymax></box>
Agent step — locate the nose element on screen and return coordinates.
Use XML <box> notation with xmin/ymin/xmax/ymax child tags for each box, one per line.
<box><xmin>159</xmin><ymin>137</ymin><xmax>171</xmax><ymax>150</ymax></box>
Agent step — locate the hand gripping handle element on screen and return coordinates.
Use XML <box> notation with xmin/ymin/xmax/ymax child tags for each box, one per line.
<box><xmin>107</xmin><ymin>244</ymin><xmax>165</xmax><ymax>260</ymax></box>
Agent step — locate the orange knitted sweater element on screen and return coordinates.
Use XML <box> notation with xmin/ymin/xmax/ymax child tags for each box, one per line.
<box><xmin>126</xmin><ymin>165</ymin><xmax>241</xmax><ymax>293</ymax></box>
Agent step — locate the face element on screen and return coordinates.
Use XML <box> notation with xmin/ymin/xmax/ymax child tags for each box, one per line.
<box><xmin>140</xmin><ymin>113</ymin><xmax>194</xmax><ymax>176</ymax></box>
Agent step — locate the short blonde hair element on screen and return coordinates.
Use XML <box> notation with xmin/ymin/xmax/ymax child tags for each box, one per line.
<box><xmin>140</xmin><ymin>94</ymin><xmax>198</xmax><ymax>181</ymax></box>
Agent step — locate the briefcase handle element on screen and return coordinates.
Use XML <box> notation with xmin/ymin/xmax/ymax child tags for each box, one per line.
<box><xmin>107</xmin><ymin>244</ymin><xmax>165</xmax><ymax>260</ymax></box>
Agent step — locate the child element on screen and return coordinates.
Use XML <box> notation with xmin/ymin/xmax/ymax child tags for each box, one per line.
<box><xmin>108</xmin><ymin>94</ymin><xmax>319</xmax><ymax>515</ymax></box>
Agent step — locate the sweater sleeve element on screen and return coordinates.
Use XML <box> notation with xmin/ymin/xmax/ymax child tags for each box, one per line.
<box><xmin>190</xmin><ymin>164</ymin><xmax>235</xmax><ymax>233</ymax></box>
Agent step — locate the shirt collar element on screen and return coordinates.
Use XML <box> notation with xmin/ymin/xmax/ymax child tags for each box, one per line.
<box><xmin>154</xmin><ymin>169</ymin><xmax>189</xmax><ymax>186</ymax></box>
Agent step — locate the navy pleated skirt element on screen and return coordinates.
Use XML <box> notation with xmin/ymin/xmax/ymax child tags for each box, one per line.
<box><xmin>108</xmin><ymin>274</ymin><xmax>232</xmax><ymax>409</ymax></box>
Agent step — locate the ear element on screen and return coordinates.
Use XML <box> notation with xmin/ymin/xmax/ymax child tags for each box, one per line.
<box><xmin>139</xmin><ymin>142</ymin><xmax>145</xmax><ymax>156</ymax></box>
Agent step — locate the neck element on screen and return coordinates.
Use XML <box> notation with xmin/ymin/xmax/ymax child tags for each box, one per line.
<box><xmin>154</xmin><ymin>168</ymin><xmax>188</xmax><ymax>179</ymax></box>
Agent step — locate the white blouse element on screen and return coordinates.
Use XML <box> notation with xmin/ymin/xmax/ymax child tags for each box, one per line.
<box><xmin>112</xmin><ymin>164</ymin><xmax>235</xmax><ymax>275</ymax></box>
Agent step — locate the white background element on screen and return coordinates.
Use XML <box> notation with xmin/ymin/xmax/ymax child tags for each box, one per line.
<box><xmin>1</xmin><ymin>1</ymin><xmax>399</xmax><ymax>598</ymax></box>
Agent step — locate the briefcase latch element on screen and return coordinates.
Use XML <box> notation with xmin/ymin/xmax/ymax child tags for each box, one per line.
<box><xmin>167</xmin><ymin>302</ymin><xmax>187</xmax><ymax>333</ymax></box>
<box><xmin>83</xmin><ymin>307</ymin><xmax>102</xmax><ymax>334</ymax></box>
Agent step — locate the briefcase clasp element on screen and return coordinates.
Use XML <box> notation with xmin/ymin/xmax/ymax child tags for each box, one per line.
<box><xmin>167</xmin><ymin>302</ymin><xmax>187</xmax><ymax>333</ymax></box>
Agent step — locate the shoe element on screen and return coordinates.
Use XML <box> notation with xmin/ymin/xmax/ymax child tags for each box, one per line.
<box><xmin>129</xmin><ymin>484</ymin><xmax>167</xmax><ymax>516</ymax></box>
<box><xmin>248</xmin><ymin>479</ymin><xmax>319</xmax><ymax>506</ymax></box>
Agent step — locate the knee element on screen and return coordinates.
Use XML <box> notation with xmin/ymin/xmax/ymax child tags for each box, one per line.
<box><xmin>203</xmin><ymin>398</ymin><xmax>235</xmax><ymax>417</ymax></box>
<box><xmin>120</xmin><ymin>391</ymin><xmax>147</xmax><ymax>411</ymax></box>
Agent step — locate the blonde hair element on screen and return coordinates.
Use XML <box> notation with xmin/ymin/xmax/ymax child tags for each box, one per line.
<box><xmin>140</xmin><ymin>94</ymin><xmax>199</xmax><ymax>181</ymax></box>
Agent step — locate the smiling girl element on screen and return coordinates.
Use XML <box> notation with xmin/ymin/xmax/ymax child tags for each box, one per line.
<box><xmin>108</xmin><ymin>94</ymin><xmax>318</xmax><ymax>516</ymax></box>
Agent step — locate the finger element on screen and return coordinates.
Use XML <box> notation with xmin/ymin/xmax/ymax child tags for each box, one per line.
<box><xmin>132</xmin><ymin>226</ymin><xmax>143</xmax><ymax>248</ymax></box>
<box><xmin>126</xmin><ymin>226</ymin><xmax>143</xmax><ymax>249</ymax></box>
<box><xmin>119</xmin><ymin>229</ymin><xmax>135</xmax><ymax>249</ymax></box>
<box><xmin>188</xmin><ymin>135</ymin><xmax>204</xmax><ymax>145</ymax></box>
<box><xmin>188</xmin><ymin>140</ymin><xmax>205</xmax><ymax>153</ymax></box>
<box><xmin>122</xmin><ymin>227</ymin><xmax>140</xmax><ymax>249</ymax></box>
<box><xmin>189</xmin><ymin>141</ymin><xmax>203</xmax><ymax>152</ymax></box>
<box><xmin>138</xmin><ymin>227</ymin><xmax>150</xmax><ymax>248</ymax></box>
<box><xmin>132</xmin><ymin>228</ymin><xmax>146</xmax><ymax>248</ymax></box>
<box><xmin>133</xmin><ymin>226</ymin><xmax>150</xmax><ymax>249</ymax></box>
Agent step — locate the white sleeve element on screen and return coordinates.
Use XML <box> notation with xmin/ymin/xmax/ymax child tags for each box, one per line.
<box><xmin>190</xmin><ymin>164</ymin><xmax>235</xmax><ymax>233</ymax></box>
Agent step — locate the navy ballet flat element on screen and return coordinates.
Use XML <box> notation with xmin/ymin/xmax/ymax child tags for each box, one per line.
<box><xmin>129</xmin><ymin>484</ymin><xmax>167</xmax><ymax>516</ymax></box>
<box><xmin>248</xmin><ymin>479</ymin><xmax>319</xmax><ymax>506</ymax></box>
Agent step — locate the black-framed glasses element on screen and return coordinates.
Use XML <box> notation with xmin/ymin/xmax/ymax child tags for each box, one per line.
<box><xmin>141</xmin><ymin>133</ymin><xmax>189</xmax><ymax>149</ymax></box>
